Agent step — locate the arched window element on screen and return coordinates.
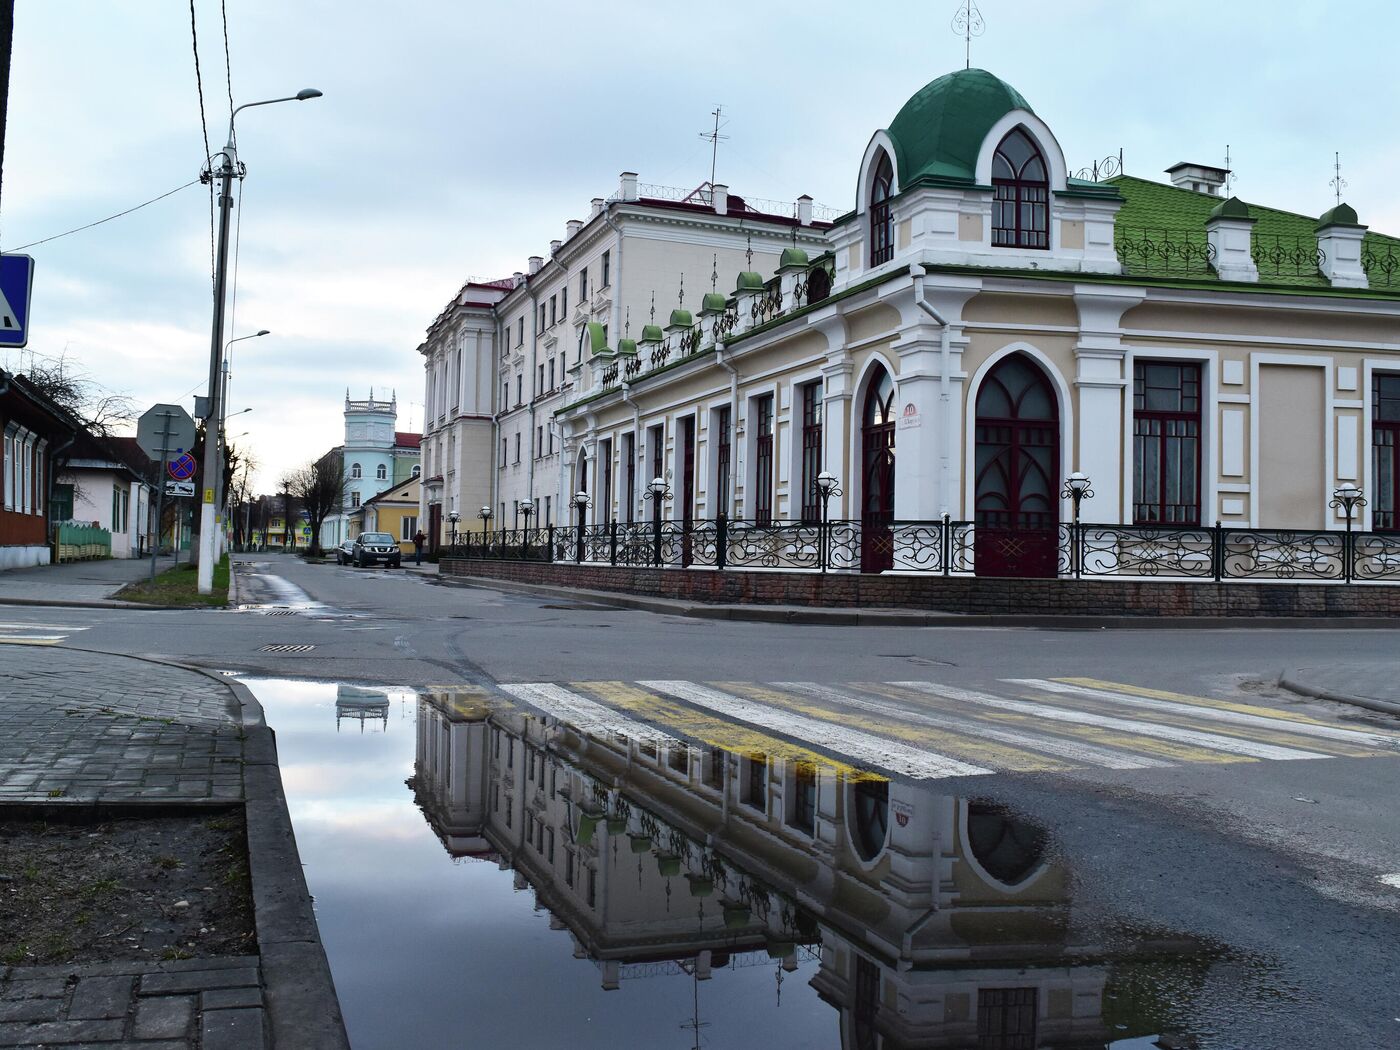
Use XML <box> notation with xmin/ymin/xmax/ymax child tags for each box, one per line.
<box><xmin>868</xmin><ymin>151</ymin><xmax>894</xmax><ymax>266</ymax></box>
<box><xmin>991</xmin><ymin>128</ymin><xmax>1049</xmax><ymax>249</ymax></box>
<box><xmin>375</xmin><ymin>464</ymin><xmax>387</xmax><ymax>481</ymax></box>
<box><xmin>861</xmin><ymin>366</ymin><xmax>896</xmax><ymax>573</ymax></box>
<box><xmin>350</xmin><ymin>463</ymin><xmax>362</xmax><ymax>480</ymax></box>
<box><xmin>966</xmin><ymin>802</ymin><xmax>1046</xmax><ymax>886</ymax></box>
<box><xmin>850</xmin><ymin>779</ymin><xmax>889</xmax><ymax>861</ymax></box>
<box><xmin>411</xmin><ymin>464</ymin><xmax>421</xmax><ymax>478</ymax></box>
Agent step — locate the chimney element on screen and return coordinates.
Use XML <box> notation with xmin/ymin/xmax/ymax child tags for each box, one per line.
<box><xmin>1166</xmin><ymin>162</ymin><xmax>1229</xmax><ymax>196</ymax></box>
<box><xmin>528</xmin><ymin>255</ymin><xmax>543</xmax><ymax>275</ymax></box>
<box><xmin>712</xmin><ymin>183</ymin><xmax>729</xmax><ymax>216</ymax></box>
<box><xmin>797</xmin><ymin>194</ymin><xmax>813</xmax><ymax>226</ymax></box>
<box><xmin>590</xmin><ymin>197</ymin><xmax>605</xmax><ymax>218</ymax></box>
<box><xmin>565</xmin><ymin>219</ymin><xmax>582</xmax><ymax>239</ymax></box>
<box><xmin>550</xmin><ymin>239</ymin><xmax>562</xmax><ymax>255</ymax></box>
<box><xmin>619</xmin><ymin>171</ymin><xmax>639</xmax><ymax>202</ymax></box>
<box><xmin>512</xmin><ymin>271</ymin><xmax>524</xmax><ymax>287</ymax></box>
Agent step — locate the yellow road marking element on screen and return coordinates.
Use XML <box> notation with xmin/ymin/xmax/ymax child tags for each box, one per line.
<box><xmin>866</xmin><ymin>682</ymin><xmax>1248</xmax><ymax>765</ymax></box>
<box><xmin>573</xmin><ymin>681</ymin><xmax>882</xmax><ymax>781</ymax></box>
<box><xmin>0</xmin><ymin>637</ymin><xmax>60</xmax><ymax>646</ymax></box>
<box><xmin>714</xmin><ymin>682</ymin><xmax>1070</xmax><ymax>773</ymax></box>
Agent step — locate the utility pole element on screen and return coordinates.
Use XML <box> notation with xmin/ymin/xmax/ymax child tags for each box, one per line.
<box><xmin>196</xmin><ymin>139</ymin><xmax>238</xmax><ymax>593</ymax></box>
<box><xmin>0</xmin><ymin>0</ymin><xmax>13</xmax><ymax>217</ymax></box>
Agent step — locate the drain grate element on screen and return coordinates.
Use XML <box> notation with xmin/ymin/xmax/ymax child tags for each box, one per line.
<box><xmin>258</xmin><ymin>644</ymin><xmax>316</xmax><ymax>654</ymax></box>
<box><xmin>263</xmin><ymin>610</ymin><xmax>297</xmax><ymax>617</ymax></box>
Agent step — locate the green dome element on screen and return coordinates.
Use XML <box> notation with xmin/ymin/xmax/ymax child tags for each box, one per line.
<box><xmin>779</xmin><ymin>247</ymin><xmax>809</xmax><ymax>269</ymax></box>
<box><xmin>639</xmin><ymin>324</ymin><xmax>664</xmax><ymax>342</ymax></box>
<box><xmin>700</xmin><ymin>291</ymin><xmax>728</xmax><ymax>313</ymax></box>
<box><xmin>585</xmin><ymin>321</ymin><xmax>610</xmax><ymax>356</ymax></box>
<box><xmin>1208</xmin><ymin>196</ymin><xmax>1252</xmax><ymax>222</ymax></box>
<box><xmin>886</xmin><ymin>68</ymin><xmax>1033</xmax><ymax>188</ymax></box>
<box><xmin>735</xmin><ymin>271</ymin><xmax>765</xmax><ymax>292</ymax></box>
<box><xmin>1318</xmin><ymin>202</ymin><xmax>1361</xmax><ymax>228</ymax></box>
<box><xmin>616</xmin><ymin>337</ymin><xmax>637</xmax><ymax>356</ymax></box>
<box><xmin>668</xmin><ymin>308</ymin><xmax>693</xmax><ymax>328</ymax></box>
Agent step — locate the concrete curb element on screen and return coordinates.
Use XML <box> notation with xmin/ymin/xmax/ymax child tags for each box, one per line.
<box><xmin>47</xmin><ymin>645</ymin><xmax>348</xmax><ymax>1048</ymax></box>
<box><xmin>1277</xmin><ymin>671</ymin><xmax>1400</xmax><ymax>719</ymax></box>
<box><xmin>0</xmin><ymin>595</ymin><xmax>184</xmax><ymax>610</ymax></box>
<box><xmin>437</xmin><ymin>572</ymin><xmax>1400</xmax><ymax>630</ymax></box>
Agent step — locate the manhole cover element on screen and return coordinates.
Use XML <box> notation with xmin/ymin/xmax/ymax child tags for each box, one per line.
<box><xmin>258</xmin><ymin>644</ymin><xmax>315</xmax><ymax>654</ymax></box>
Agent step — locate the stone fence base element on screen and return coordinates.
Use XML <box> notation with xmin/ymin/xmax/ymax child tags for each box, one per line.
<box><xmin>439</xmin><ymin>558</ymin><xmax>1400</xmax><ymax>618</ymax></box>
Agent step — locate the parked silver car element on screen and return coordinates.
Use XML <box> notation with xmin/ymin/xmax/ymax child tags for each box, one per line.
<box><xmin>335</xmin><ymin>539</ymin><xmax>355</xmax><ymax>565</ymax></box>
<box><xmin>349</xmin><ymin>532</ymin><xmax>401</xmax><ymax>568</ymax></box>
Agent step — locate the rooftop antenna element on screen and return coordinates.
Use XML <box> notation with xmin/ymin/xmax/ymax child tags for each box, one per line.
<box><xmin>951</xmin><ymin>0</ymin><xmax>985</xmax><ymax>70</ymax></box>
<box><xmin>649</xmin><ymin>291</ymin><xmax>656</xmax><ymax>326</ymax></box>
<box><xmin>1330</xmin><ymin>151</ymin><xmax>1347</xmax><ymax>206</ymax></box>
<box><xmin>678</xmin><ymin>273</ymin><xmax>685</xmax><ymax>309</ymax></box>
<box><xmin>745</xmin><ymin>233</ymin><xmax>754</xmax><ymax>270</ymax></box>
<box><xmin>699</xmin><ymin>105</ymin><xmax>729</xmax><ymax>188</ymax></box>
<box><xmin>711</xmin><ymin>254</ymin><xmax>718</xmax><ymax>292</ymax></box>
<box><xmin>624</xmin><ymin>306</ymin><xmax>631</xmax><ymax>337</ymax></box>
<box><xmin>1224</xmin><ymin>144</ymin><xmax>1237</xmax><ymax>196</ymax></box>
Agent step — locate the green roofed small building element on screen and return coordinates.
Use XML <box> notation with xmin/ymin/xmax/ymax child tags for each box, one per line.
<box><xmin>537</xmin><ymin>66</ymin><xmax>1400</xmax><ymax>579</ymax></box>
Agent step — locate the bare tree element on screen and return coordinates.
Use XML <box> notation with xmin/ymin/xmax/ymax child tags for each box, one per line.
<box><xmin>282</xmin><ymin>454</ymin><xmax>347</xmax><ymax>557</ymax></box>
<box><xmin>22</xmin><ymin>353</ymin><xmax>135</xmax><ymax>437</ymax></box>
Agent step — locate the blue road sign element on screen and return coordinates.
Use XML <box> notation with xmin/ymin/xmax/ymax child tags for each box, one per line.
<box><xmin>0</xmin><ymin>254</ymin><xmax>34</xmax><ymax>348</ymax></box>
<box><xmin>168</xmin><ymin>452</ymin><xmax>197</xmax><ymax>481</ymax></box>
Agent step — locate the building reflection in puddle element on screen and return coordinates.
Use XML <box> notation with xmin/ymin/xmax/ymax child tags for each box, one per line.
<box><xmin>408</xmin><ymin>687</ymin><xmax>1208</xmax><ymax>1049</ymax></box>
<box><xmin>334</xmin><ymin>684</ymin><xmax>391</xmax><ymax>733</ymax></box>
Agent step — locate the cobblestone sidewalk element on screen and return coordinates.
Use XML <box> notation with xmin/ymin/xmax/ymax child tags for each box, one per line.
<box><xmin>0</xmin><ymin>644</ymin><xmax>273</xmax><ymax>1047</ymax></box>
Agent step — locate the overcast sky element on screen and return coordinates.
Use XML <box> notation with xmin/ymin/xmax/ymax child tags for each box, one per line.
<box><xmin>2</xmin><ymin>1</ymin><xmax>1396</xmax><ymax>491</ymax></box>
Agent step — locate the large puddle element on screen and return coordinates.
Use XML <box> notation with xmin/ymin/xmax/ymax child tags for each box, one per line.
<box><xmin>242</xmin><ymin>678</ymin><xmax>1275</xmax><ymax>1049</ymax></box>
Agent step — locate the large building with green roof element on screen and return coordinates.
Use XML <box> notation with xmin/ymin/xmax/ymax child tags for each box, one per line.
<box><xmin>535</xmin><ymin>67</ymin><xmax>1400</xmax><ymax>578</ymax></box>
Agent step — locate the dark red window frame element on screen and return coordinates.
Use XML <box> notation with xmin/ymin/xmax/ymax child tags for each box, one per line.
<box><xmin>715</xmin><ymin>406</ymin><xmax>731</xmax><ymax>514</ymax></box>
<box><xmin>1374</xmin><ymin>373</ymin><xmax>1400</xmax><ymax>531</ymax></box>
<box><xmin>623</xmin><ymin>432</ymin><xmax>635</xmax><ymax>523</ymax></box>
<box><xmin>869</xmin><ymin>152</ymin><xmax>894</xmax><ymax>266</ymax></box>
<box><xmin>753</xmin><ymin>395</ymin><xmax>774</xmax><ymax>525</ymax></box>
<box><xmin>1133</xmin><ymin>361</ymin><xmax>1202</xmax><ymax>526</ymax></box>
<box><xmin>991</xmin><ymin>128</ymin><xmax>1049</xmax><ymax>250</ymax></box>
<box><xmin>800</xmin><ymin>382</ymin><xmax>823</xmax><ymax>522</ymax></box>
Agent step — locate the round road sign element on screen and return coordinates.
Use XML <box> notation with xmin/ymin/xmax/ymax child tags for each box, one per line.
<box><xmin>168</xmin><ymin>452</ymin><xmax>197</xmax><ymax>481</ymax></box>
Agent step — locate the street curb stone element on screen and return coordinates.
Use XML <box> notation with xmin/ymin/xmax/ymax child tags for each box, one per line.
<box><xmin>1277</xmin><ymin>671</ymin><xmax>1400</xmax><ymax>719</ymax></box>
<box><xmin>437</xmin><ymin>571</ymin><xmax>1400</xmax><ymax>630</ymax></box>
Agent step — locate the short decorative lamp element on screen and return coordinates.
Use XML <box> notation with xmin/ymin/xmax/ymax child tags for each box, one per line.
<box><xmin>643</xmin><ymin>476</ymin><xmax>673</xmax><ymax>566</ymax></box>
<box><xmin>1330</xmin><ymin>483</ymin><xmax>1367</xmax><ymax>582</ymax></box>
<box><xmin>814</xmin><ymin>471</ymin><xmax>843</xmax><ymax>573</ymax></box>
<box><xmin>572</xmin><ymin>491</ymin><xmax>591</xmax><ymax>562</ymax></box>
<box><xmin>1061</xmin><ymin>472</ymin><xmax>1094</xmax><ymax>578</ymax></box>
<box><xmin>447</xmin><ymin>511</ymin><xmax>461</xmax><ymax>547</ymax></box>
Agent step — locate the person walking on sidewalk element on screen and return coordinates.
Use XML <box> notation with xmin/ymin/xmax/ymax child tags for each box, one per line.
<box><xmin>413</xmin><ymin>530</ymin><xmax>427</xmax><ymax>566</ymax></box>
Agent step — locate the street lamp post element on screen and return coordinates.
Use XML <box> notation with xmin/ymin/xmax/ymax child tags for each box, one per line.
<box><xmin>448</xmin><ymin>511</ymin><xmax>460</xmax><ymax>548</ymax></box>
<box><xmin>520</xmin><ymin>500</ymin><xmax>535</xmax><ymax>559</ymax></box>
<box><xmin>477</xmin><ymin>505</ymin><xmax>493</xmax><ymax>558</ymax></box>
<box><xmin>643</xmin><ymin>476</ymin><xmax>672</xmax><ymax>567</ymax></box>
<box><xmin>573</xmin><ymin>492</ymin><xmax>592</xmax><ymax>563</ymax></box>
<box><xmin>1061</xmin><ymin>472</ymin><xmax>1094</xmax><ymax>579</ymax></box>
<box><xmin>196</xmin><ymin>88</ymin><xmax>321</xmax><ymax>595</ymax></box>
<box><xmin>1330</xmin><ymin>482</ymin><xmax>1367</xmax><ymax>583</ymax></box>
<box><xmin>814</xmin><ymin>471</ymin><xmax>843</xmax><ymax>574</ymax></box>
<box><xmin>213</xmin><ymin>329</ymin><xmax>268</xmax><ymax>558</ymax></box>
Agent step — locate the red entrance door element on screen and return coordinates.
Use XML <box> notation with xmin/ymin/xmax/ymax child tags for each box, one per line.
<box><xmin>861</xmin><ymin>368</ymin><xmax>896</xmax><ymax>573</ymax></box>
<box><xmin>974</xmin><ymin>355</ymin><xmax>1060</xmax><ymax>578</ymax></box>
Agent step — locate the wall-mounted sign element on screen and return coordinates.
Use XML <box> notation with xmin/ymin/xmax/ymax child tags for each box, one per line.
<box><xmin>897</xmin><ymin>402</ymin><xmax>921</xmax><ymax>430</ymax></box>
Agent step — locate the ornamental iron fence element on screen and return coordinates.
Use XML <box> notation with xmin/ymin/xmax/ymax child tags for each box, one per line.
<box><xmin>446</xmin><ymin>517</ymin><xmax>1400</xmax><ymax>584</ymax></box>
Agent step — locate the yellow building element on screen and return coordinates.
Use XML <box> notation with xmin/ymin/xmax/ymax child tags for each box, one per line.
<box><xmin>361</xmin><ymin>475</ymin><xmax>422</xmax><ymax>554</ymax></box>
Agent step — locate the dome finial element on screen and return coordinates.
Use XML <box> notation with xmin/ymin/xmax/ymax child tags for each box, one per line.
<box><xmin>951</xmin><ymin>0</ymin><xmax>986</xmax><ymax>70</ymax></box>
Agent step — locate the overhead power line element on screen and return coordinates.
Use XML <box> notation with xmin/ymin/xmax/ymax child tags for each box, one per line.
<box><xmin>1</xmin><ymin>179</ymin><xmax>200</xmax><ymax>252</ymax></box>
<box><xmin>189</xmin><ymin>0</ymin><xmax>215</xmax><ymax>292</ymax></box>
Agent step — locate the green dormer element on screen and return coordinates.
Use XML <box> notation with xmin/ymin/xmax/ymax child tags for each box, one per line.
<box><xmin>700</xmin><ymin>291</ymin><xmax>727</xmax><ymax>313</ymax></box>
<box><xmin>639</xmin><ymin>324</ymin><xmax>664</xmax><ymax>343</ymax></box>
<box><xmin>735</xmin><ymin>271</ymin><xmax>765</xmax><ymax>292</ymax></box>
<box><xmin>668</xmin><ymin>308</ymin><xmax>692</xmax><ymax>328</ymax></box>
<box><xmin>778</xmin><ymin>247</ymin><xmax>809</xmax><ymax>270</ymax></box>
<box><xmin>586</xmin><ymin>321</ymin><xmax>609</xmax><ymax>356</ymax></box>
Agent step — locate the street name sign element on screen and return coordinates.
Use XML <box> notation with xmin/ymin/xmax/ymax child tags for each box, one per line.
<box><xmin>0</xmin><ymin>254</ymin><xmax>35</xmax><ymax>348</ymax></box>
<box><xmin>165</xmin><ymin>480</ymin><xmax>195</xmax><ymax>498</ymax></box>
<box><xmin>136</xmin><ymin>403</ymin><xmax>197</xmax><ymax>463</ymax></box>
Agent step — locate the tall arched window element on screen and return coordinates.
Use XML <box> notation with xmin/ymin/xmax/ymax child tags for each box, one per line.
<box><xmin>375</xmin><ymin>464</ymin><xmax>387</xmax><ymax>481</ymax></box>
<box><xmin>350</xmin><ymin>463</ymin><xmax>362</xmax><ymax>479</ymax></box>
<box><xmin>868</xmin><ymin>151</ymin><xmax>894</xmax><ymax>266</ymax></box>
<box><xmin>411</xmin><ymin>464</ymin><xmax>421</xmax><ymax>479</ymax></box>
<box><xmin>991</xmin><ymin>128</ymin><xmax>1049</xmax><ymax>249</ymax></box>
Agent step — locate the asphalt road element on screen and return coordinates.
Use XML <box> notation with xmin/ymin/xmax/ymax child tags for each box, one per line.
<box><xmin>7</xmin><ymin>551</ymin><xmax>1400</xmax><ymax>1046</ymax></box>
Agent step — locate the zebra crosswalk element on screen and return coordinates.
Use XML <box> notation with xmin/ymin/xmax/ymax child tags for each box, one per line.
<box><xmin>0</xmin><ymin>620</ymin><xmax>90</xmax><ymax>646</ymax></box>
<box><xmin>494</xmin><ymin>676</ymin><xmax>1400</xmax><ymax>781</ymax></box>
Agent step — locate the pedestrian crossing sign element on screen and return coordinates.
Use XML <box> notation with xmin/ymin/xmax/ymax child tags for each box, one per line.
<box><xmin>0</xmin><ymin>254</ymin><xmax>35</xmax><ymax>348</ymax></box>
